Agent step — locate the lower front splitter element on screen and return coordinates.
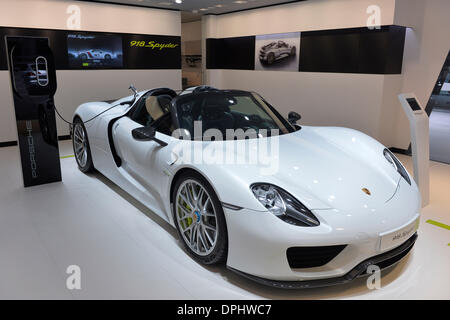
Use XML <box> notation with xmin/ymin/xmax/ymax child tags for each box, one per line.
<box><xmin>228</xmin><ymin>232</ymin><xmax>418</xmax><ymax>289</ymax></box>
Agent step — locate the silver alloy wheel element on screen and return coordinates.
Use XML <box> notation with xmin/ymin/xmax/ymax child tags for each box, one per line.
<box><xmin>73</xmin><ymin>123</ymin><xmax>88</xmax><ymax>168</ymax></box>
<box><xmin>175</xmin><ymin>179</ymin><xmax>218</xmax><ymax>256</ymax></box>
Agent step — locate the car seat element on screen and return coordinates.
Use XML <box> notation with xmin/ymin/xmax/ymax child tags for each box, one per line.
<box><xmin>145</xmin><ymin>94</ymin><xmax>172</xmax><ymax>120</ymax></box>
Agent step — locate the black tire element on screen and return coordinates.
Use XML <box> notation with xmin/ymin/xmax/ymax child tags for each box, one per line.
<box><xmin>172</xmin><ymin>171</ymin><xmax>228</xmax><ymax>265</ymax></box>
<box><xmin>290</xmin><ymin>46</ymin><xmax>296</xmax><ymax>56</ymax></box>
<box><xmin>267</xmin><ymin>52</ymin><xmax>275</xmax><ymax>65</ymax></box>
<box><xmin>104</xmin><ymin>54</ymin><xmax>111</xmax><ymax>60</ymax></box>
<box><xmin>79</xmin><ymin>53</ymin><xmax>87</xmax><ymax>60</ymax></box>
<box><xmin>72</xmin><ymin>118</ymin><xmax>95</xmax><ymax>173</ymax></box>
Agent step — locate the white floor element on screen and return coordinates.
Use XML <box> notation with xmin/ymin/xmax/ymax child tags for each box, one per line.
<box><xmin>0</xmin><ymin>141</ymin><xmax>449</xmax><ymax>300</ymax></box>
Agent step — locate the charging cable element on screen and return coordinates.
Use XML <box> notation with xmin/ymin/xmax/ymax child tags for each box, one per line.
<box><xmin>54</xmin><ymin>99</ymin><xmax>133</xmax><ymax>126</ymax></box>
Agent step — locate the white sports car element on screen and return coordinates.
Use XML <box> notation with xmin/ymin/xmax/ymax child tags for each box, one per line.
<box><xmin>259</xmin><ymin>40</ymin><xmax>296</xmax><ymax>65</ymax></box>
<box><xmin>72</xmin><ymin>86</ymin><xmax>420</xmax><ymax>289</ymax></box>
<box><xmin>77</xmin><ymin>49</ymin><xmax>114</xmax><ymax>60</ymax></box>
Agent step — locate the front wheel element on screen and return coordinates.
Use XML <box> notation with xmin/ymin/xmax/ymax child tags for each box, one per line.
<box><xmin>72</xmin><ymin>118</ymin><xmax>94</xmax><ymax>173</ymax></box>
<box><xmin>173</xmin><ymin>172</ymin><xmax>228</xmax><ymax>265</ymax></box>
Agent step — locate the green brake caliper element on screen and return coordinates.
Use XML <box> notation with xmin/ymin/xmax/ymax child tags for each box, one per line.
<box><xmin>179</xmin><ymin>198</ymin><xmax>193</xmax><ymax>229</ymax></box>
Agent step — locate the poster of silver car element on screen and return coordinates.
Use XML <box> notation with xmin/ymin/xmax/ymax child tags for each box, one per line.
<box><xmin>255</xmin><ymin>32</ymin><xmax>300</xmax><ymax>71</ymax></box>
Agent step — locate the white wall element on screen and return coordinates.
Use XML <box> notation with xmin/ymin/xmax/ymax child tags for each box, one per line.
<box><xmin>0</xmin><ymin>0</ymin><xmax>180</xmax><ymax>35</ymax></box>
<box><xmin>181</xmin><ymin>21</ymin><xmax>201</xmax><ymax>42</ymax></box>
<box><xmin>203</xmin><ymin>0</ymin><xmax>400</xmax><ymax>147</ymax></box>
<box><xmin>0</xmin><ymin>0</ymin><xmax>181</xmax><ymax>142</ymax></box>
<box><xmin>181</xmin><ymin>20</ymin><xmax>202</xmax><ymax>87</ymax></box>
<box><xmin>392</xmin><ymin>0</ymin><xmax>450</xmax><ymax>148</ymax></box>
<box><xmin>204</xmin><ymin>0</ymin><xmax>450</xmax><ymax>149</ymax></box>
<box><xmin>204</xmin><ymin>0</ymin><xmax>396</xmax><ymax>38</ymax></box>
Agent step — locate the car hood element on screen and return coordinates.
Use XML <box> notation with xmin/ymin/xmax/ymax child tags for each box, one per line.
<box><xmin>259</xmin><ymin>127</ymin><xmax>400</xmax><ymax>211</ymax></box>
<box><xmin>173</xmin><ymin>126</ymin><xmax>402</xmax><ymax>212</ymax></box>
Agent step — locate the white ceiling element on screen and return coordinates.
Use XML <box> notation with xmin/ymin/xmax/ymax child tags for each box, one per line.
<box><xmin>84</xmin><ymin>0</ymin><xmax>305</xmax><ymax>16</ymax></box>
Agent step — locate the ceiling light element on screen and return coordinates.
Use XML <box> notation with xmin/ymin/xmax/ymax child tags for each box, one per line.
<box><xmin>175</xmin><ymin>0</ymin><xmax>182</xmax><ymax>4</ymax></box>
<box><xmin>233</xmin><ymin>0</ymin><xmax>248</xmax><ymax>3</ymax></box>
<box><xmin>199</xmin><ymin>8</ymin><xmax>208</xmax><ymax>11</ymax></box>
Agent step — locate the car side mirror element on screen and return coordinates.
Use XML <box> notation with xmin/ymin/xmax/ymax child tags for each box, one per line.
<box><xmin>132</xmin><ymin>126</ymin><xmax>167</xmax><ymax>147</ymax></box>
<box><xmin>288</xmin><ymin>111</ymin><xmax>301</xmax><ymax>124</ymax></box>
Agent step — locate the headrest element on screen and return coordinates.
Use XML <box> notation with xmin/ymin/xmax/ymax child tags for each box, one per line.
<box><xmin>157</xmin><ymin>94</ymin><xmax>172</xmax><ymax>113</ymax></box>
<box><xmin>145</xmin><ymin>96</ymin><xmax>164</xmax><ymax>121</ymax></box>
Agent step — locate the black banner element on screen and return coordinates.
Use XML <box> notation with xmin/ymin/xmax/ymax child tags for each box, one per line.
<box><xmin>206</xmin><ymin>36</ymin><xmax>255</xmax><ymax>70</ymax></box>
<box><xmin>125</xmin><ymin>33</ymin><xmax>181</xmax><ymax>69</ymax></box>
<box><xmin>0</xmin><ymin>300</ymin><xmax>444</xmax><ymax>319</ymax></box>
<box><xmin>0</xmin><ymin>27</ymin><xmax>181</xmax><ymax>70</ymax></box>
<box><xmin>206</xmin><ymin>26</ymin><xmax>406</xmax><ymax>74</ymax></box>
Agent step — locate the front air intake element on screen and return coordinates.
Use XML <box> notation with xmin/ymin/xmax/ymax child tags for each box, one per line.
<box><xmin>286</xmin><ymin>245</ymin><xmax>347</xmax><ymax>269</ymax></box>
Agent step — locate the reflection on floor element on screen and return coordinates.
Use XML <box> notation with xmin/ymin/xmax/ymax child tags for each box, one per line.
<box><xmin>430</xmin><ymin>108</ymin><xmax>450</xmax><ymax>164</ymax></box>
<box><xmin>0</xmin><ymin>141</ymin><xmax>449</xmax><ymax>299</ymax></box>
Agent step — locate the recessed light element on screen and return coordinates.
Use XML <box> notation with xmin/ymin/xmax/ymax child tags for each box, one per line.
<box><xmin>215</xmin><ymin>4</ymin><xmax>224</xmax><ymax>7</ymax></box>
<box><xmin>199</xmin><ymin>8</ymin><xmax>208</xmax><ymax>11</ymax></box>
<box><xmin>233</xmin><ymin>0</ymin><xmax>248</xmax><ymax>3</ymax></box>
<box><xmin>175</xmin><ymin>0</ymin><xmax>182</xmax><ymax>4</ymax></box>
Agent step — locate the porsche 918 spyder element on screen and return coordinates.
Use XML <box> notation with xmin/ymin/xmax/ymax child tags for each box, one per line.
<box><xmin>259</xmin><ymin>40</ymin><xmax>296</xmax><ymax>65</ymax></box>
<box><xmin>77</xmin><ymin>49</ymin><xmax>114</xmax><ymax>61</ymax></box>
<box><xmin>72</xmin><ymin>85</ymin><xmax>420</xmax><ymax>288</ymax></box>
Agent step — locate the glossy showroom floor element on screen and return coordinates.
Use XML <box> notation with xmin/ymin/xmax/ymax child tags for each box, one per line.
<box><xmin>0</xmin><ymin>141</ymin><xmax>449</xmax><ymax>299</ymax></box>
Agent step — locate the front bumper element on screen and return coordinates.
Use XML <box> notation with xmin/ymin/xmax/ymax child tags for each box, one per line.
<box><xmin>228</xmin><ymin>232</ymin><xmax>417</xmax><ymax>289</ymax></box>
<box><xmin>223</xmin><ymin>178</ymin><xmax>420</xmax><ymax>283</ymax></box>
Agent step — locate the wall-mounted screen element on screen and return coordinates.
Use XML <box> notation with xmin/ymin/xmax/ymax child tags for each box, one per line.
<box><xmin>67</xmin><ymin>33</ymin><xmax>123</xmax><ymax>68</ymax></box>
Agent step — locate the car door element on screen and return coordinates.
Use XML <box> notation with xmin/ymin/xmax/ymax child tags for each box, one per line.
<box><xmin>112</xmin><ymin>106</ymin><xmax>172</xmax><ymax>215</ymax></box>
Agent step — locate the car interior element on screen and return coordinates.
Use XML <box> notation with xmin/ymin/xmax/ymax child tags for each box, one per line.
<box><xmin>127</xmin><ymin>88</ymin><xmax>292</xmax><ymax>140</ymax></box>
<box><xmin>128</xmin><ymin>88</ymin><xmax>177</xmax><ymax>136</ymax></box>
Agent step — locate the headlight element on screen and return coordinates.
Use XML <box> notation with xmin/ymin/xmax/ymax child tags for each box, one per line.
<box><xmin>383</xmin><ymin>149</ymin><xmax>411</xmax><ymax>185</ymax></box>
<box><xmin>251</xmin><ymin>184</ymin><xmax>320</xmax><ymax>227</ymax></box>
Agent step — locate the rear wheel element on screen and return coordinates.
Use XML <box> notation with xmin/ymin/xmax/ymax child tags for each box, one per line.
<box><xmin>290</xmin><ymin>46</ymin><xmax>296</xmax><ymax>56</ymax></box>
<box><xmin>173</xmin><ymin>171</ymin><xmax>228</xmax><ymax>265</ymax></box>
<box><xmin>72</xmin><ymin>118</ymin><xmax>94</xmax><ymax>173</ymax></box>
<box><xmin>267</xmin><ymin>52</ymin><xmax>275</xmax><ymax>64</ymax></box>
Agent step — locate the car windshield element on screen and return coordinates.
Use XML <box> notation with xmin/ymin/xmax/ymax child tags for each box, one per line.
<box><xmin>173</xmin><ymin>91</ymin><xmax>295</xmax><ymax>140</ymax></box>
